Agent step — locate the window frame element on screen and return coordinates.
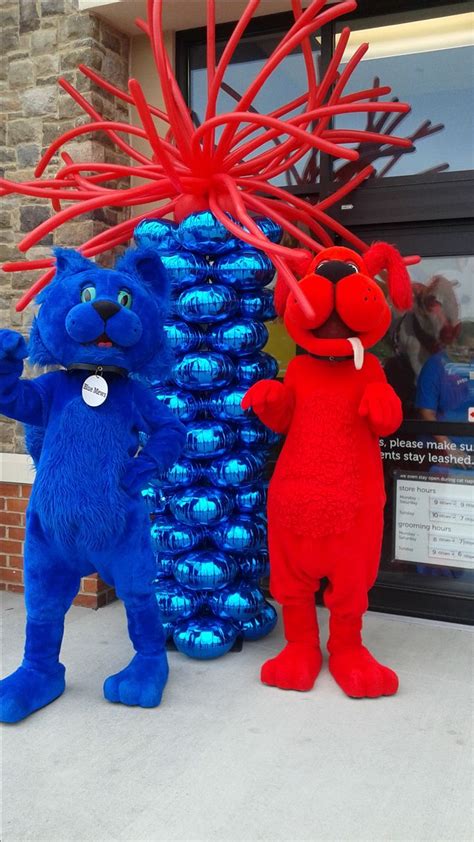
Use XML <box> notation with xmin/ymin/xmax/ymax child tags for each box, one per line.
<box><xmin>359</xmin><ymin>219</ymin><xmax>474</xmax><ymax>624</ymax></box>
<box><xmin>176</xmin><ymin>4</ymin><xmax>474</xmax><ymax>624</ymax></box>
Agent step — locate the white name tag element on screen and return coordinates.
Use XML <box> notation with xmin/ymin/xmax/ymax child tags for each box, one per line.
<box><xmin>82</xmin><ymin>374</ymin><xmax>108</xmax><ymax>407</ymax></box>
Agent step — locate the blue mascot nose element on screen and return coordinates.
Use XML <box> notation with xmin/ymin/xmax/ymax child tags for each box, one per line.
<box><xmin>92</xmin><ymin>299</ymin><xmax>121</xmax><ymax>321</ymax></box>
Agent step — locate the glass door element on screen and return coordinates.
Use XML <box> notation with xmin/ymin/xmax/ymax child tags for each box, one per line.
<box><xmin>364</xmin><ymin>224</ymin><xmax>474</xmax><ymax>622</ymax></box>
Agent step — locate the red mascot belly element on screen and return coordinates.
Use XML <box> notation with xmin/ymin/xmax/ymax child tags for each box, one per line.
<box><xmin>268</xmin><ymin>355</ymin><xmax>385</xmax><ymax>539</ymax></box>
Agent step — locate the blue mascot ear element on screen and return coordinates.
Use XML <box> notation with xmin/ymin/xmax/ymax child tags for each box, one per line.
<box><xmin>115</xmin><ymin>246</ymin><xmax>169</xmax><ymax>298</ymax></box>
<box><xmin>54</xmin><ymin>248</ymin><xmax>95</xmax><ymax>277</ymax></box>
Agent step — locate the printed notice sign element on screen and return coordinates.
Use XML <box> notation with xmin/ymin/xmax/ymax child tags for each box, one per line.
<box><xmin>394</xmin><ymin>472</ymin><xmax>474</xmax><ymax>570</ymax></box>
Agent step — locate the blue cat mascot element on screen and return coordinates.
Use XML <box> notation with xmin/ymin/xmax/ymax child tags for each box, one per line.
<box><xmin>0</xmin><ymin>246</ymin><xmax>185</xmax><ymax>723</ymax></box>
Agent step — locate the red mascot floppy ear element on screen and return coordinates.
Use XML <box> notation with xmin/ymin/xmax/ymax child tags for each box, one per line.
<box><xmin>363</xmin><ymin>242</ymin><xmax>413</xmax><ymax>312</ymax></box>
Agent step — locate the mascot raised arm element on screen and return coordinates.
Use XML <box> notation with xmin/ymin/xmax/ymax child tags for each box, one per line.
<box><xmin>243</xmin><ymin>242</ymin><xmax>412</xmax><ymax>698</ymax></box>
<box><xmin>0</xmin><ymin>247</ymin><xmax>185</xmax><ymax>723</ymax></box>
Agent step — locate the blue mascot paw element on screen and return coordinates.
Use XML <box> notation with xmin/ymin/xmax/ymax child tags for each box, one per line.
<box><xmin>121</xmin><ymin>456</ymin><xmax>156</xmax><ymax>496</ymax></box>
<box><xmin>103</xmin><ymin>653</ymin><xmax>169</xmax><ymax>708</ymax></box>
<box><xmin>0</xmin><ymin>663</ymin><xmax>66</xmax><ymax>723</ymax></box>
<box><xmin>0</xmin><ymin>329</ymin><xmax>28</xmax><ymax>378</ymax></box>
<box><xmin>0</xmin><ymin>329</ymin><xmax>28</xmax><ymax>362</ymax></box>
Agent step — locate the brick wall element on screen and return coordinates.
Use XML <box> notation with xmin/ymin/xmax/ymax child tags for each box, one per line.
<box><xmin>0</xmin><ymin>480</ymin><xmax>116</xmax><ymax>608</ymax></box>
<box><xmin>0</xmin><ymin>0</ymin><xmax>131</xmax><ymax>607</ymax></box>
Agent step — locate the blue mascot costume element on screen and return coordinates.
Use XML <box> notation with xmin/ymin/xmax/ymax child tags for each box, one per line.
<box><xmin>0</xmin><ymin>246</ymin><xmax>185</xmax><ymax>723</ymax></box>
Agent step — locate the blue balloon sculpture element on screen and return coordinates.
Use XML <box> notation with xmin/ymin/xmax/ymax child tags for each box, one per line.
<box><xmin>135</xmin><ymin>212</ymin><xmax>280</xmax><ymax>659</ymax></box>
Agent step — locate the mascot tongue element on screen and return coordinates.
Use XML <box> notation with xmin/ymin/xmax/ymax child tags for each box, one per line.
<box><xmin>347</xmin><ymin>337</ymin><xmax>364</xmax><ymax>371</ymax></box>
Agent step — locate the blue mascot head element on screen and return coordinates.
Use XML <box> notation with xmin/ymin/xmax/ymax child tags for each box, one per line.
<box><xmin>28</xmin><ymin>246</ymin><xmax>171</xmax><ymax>380</ymax></box>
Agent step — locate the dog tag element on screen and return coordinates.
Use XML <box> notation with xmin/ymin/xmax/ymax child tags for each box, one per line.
<box><xmin>82</xmin><ymin>374</ymin><xmax>108</xmax><ymax>407</ymax></box>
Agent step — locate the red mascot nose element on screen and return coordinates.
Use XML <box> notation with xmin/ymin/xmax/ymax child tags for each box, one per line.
<box><xmin>285</xmin><ymin>272</ymin><xmax>334</xmax><ymax>329</ymax></box>
<box><xmin>336</xmin><ymin>273</ymin><xmax>388</xmax><ymax>332</ymax></box>
<box><xmin>315</xmin><ymin>260</ymin><xmax>357</xmax><ymax>284</ymax></box>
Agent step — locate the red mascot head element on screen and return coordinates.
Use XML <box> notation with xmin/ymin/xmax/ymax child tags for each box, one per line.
<box><xmin>274</xmin><ymin>243</ymin><xmax>413</xmax><ymax>369</ymax></box>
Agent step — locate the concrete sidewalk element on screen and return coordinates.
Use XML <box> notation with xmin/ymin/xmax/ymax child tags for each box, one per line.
<box><xmin>1</xmin><ymin>590</ymin><xmax>472</xmax><ymax>842</ymax></box>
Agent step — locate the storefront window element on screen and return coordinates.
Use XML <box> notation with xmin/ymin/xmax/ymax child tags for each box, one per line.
<box><xmin>188</xmin><ymin>32</ymin><xmax>322</xmax><ymax>187</ymax></box>
<box><xmin>376</xmin><ymin>252</ymin><xmax>474</xmax><ymax>605</ymax></box>
<box><xmin>334</xmin><ymin>6</ymin><xmax>474</xmax><ymax>180</ymax></box>
<box><xmin>379</xmin><ymin>254</ymin><xmax>474</xmax><ymax>419</ymax></box>
<box><xmin>179</xmin><ymin>3</ymin><xmax>474</xmax><ymax>620</ymax></box>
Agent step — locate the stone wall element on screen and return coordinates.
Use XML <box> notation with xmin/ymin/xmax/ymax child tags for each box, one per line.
<box><xmin>0</xmin><ymin>0</ymin><xmax>131</xmax><ymax>453</ymax></box>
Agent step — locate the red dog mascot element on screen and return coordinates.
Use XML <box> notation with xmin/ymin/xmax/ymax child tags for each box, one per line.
<box><xmin>242</xmin><ymin>243</ymin><xmax>413</xmax><ymax>698</ymax></box>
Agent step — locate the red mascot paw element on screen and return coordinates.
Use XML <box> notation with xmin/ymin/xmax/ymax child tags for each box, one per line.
<box><xmin>358</xmin><ymin>382</ymin><xmax>402</xmax><ymax>437</ymax></box>
<box><xmin>261</xmin><ymin>643</ymin><xmax>323</xmax><ymax>692</ymax></box>
<box><xmin>329</xmin><ymin>646</ymin><xmax>399</xmax><ymax>698</ymax></box>
<box><xmin>242</xmin><ymin>379</ymin><xmax>284</xmax><ymax>414</ymax></box>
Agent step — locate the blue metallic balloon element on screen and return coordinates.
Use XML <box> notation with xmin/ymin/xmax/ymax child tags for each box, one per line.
<box><xmin>175</xmin><ymin>284</ymin><xmax>238</xmax><ymax>324</ymax></box>
<box><xmin>170</xmin><ymin>486</ymin><xmax>234</xmax><ymax>525</ymax></box>
<box><xmin>154</xmin><ymin>554</ymin><xmax>177</xmax><ymax>579</ymax></box>
<box><xmin>141</xmin><ymin>484</ymin><xmax>167</xmax><ymax>514</ymax></box>
<box><xmin>155</xmin><ymin>458</ymin><xmax>202</xmax><ymax>488</ymax></box>
<box><xmin>206</xmin><ymin>451</ymin><xmax>263</xmax><ymax>488</ymax></box>
<box><xmin>235</xmin><ymin>486</ymin><xmax>267</xmax><ymax>513</ymax></box>
<box><xmin>153</xmin><ymin>388</ymin><xmax>202</xmax><ymax>422</ymax></box>
<box><xmin>207</xmin><ymin>319</ymin><xmax>269</xmax><ymax>356</ymax></box>
<box><xmin>239</xmin><ymin>289</ymin><xmax>277</xmax><ymax>321</ymax></box>
<box><xmin>236</xmin><ymin>550</ymin><xmax>270</xmax><ymax>580</ymax></box>
<box><xmin>236</xmin><ymin>352</ymin><xmax>279</xmax><ymax>385</ymax></box>
<box><xmin>252</xmin><ymin>216</ymin><xmax>283</xmax><ymax>244</ymax></box>
<box><xmin>134</xmin><ymin>217</ymin><xmax>180</xmax><ymax>252</ymax></box>
<box><xmin>207</xmin><ymin>387</ymin><xmax>247</xmax><ymax>421</ymax></box>
<box><xmin>173</xmin><ymin>615</ymin><xmax>238</xmax><ymax>659</ymax></box>
<box><xmin>151</xmin><ymin>517</ymin><xmax>204</xmax><ymax>554</ymax></box>
<box><xmin>163</xmin><ymin>321</ymin><xmax>203</xmax><ymax>353</ymax></box>
<box><xmin>154</xmin><ymin>580</ymin><xmax>199</xmax><ymax>623</ymax></box>
<box><xmin>213</xmin><ymin>250</ymin><xmax>274</xmax><ymax>290</ymax></box>
<box><xmin>159</xmin><ymin>251</ymin><xmax>209</xmax><ymax>290</ymax></box>
<box><xmin>173</xmin><ymin>551</ymin><xmax>238</xmax><ymax>591</ymax></box>
<box><xmin>172</xmin><ymin>352</ymin><xmax>235</xmax><ymax>391</ymax></box>
<box><xmin>240</xmin><ymin>602</ymin><xmax>278</xmax><ymax>641</ymax></box>
<box><xmin>177</xmin><ymin>210</ymin><xmax>241</xmax><ymax>255</ymax></box>
<box><xmin>184</xmin><ymin>421</ymin><xmax>236</xmax><ymax>460</ymax></box>
<box><xmin>209</xmin><ymin>580</ymin><xmax>265</xmax><ymax>622</ymax></box>
<box><xmin>237</xmin><ymin>420</ymin><xmax>282</xmax><ymax>449</ymax></box>
<box><xmin>138</xmin><ymin>430</ymin><xmax>149</xmax><ymax>449</ymax></box>
<box><xmin>162</xmin><ymin>620</ymin><xmax>176</xmax><ymax>641</ymax></box>
<box><xmin>213</xmin><ymin>515</ymin><xmax>267</xmax><ymax>552</ymax></box>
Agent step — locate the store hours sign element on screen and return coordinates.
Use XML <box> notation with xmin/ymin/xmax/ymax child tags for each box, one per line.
<box><xmin>394</xmin><ymin>472</ymin><xmax>474</xmax><ymax>570</ymax></box>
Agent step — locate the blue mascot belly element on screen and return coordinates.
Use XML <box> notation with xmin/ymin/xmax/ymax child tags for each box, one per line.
<box><xmin>32</xmin><ymin>388</ymin><xmax>135</xmax><ymax>550</ymax></box>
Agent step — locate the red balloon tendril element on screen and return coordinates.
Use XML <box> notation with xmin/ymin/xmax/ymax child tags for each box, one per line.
<box><xmin>1</xmin><ymin>0</ymin><xmax>420</xmax><ymax>314</ymax></box>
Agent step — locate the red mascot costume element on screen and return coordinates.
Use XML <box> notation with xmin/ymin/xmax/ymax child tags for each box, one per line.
<box><xmin>242</xmin><ymin>243</ymin><xmax>413</xmax><ymax>698</ymax></box>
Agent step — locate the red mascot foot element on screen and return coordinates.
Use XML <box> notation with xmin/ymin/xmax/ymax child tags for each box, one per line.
<box><xmin>261</xmin><ymin>643</ymin><xmax>323</xmax><ymax>692</ymax></box>
<box><xmin>329</xmin><ymin>646</ymin><xmax>399</xmax><ymax>698</ymax></box>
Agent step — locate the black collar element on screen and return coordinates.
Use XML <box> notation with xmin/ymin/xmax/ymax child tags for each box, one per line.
<box><xmin>67</xmin><ymin>363</ymin><xmax>128</xmax><ymax>378</ymax></box>
<box><xmin>306</xmin><ymin>352</ymin><xmax>354</xmax><ymax>363</ymax></box>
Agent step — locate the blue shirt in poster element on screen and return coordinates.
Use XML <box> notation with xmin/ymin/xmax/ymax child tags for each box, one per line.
<box><xmin>416</xmin><ymin>351</ymin><xmax>474</xmax><ymax>423</ymax></box>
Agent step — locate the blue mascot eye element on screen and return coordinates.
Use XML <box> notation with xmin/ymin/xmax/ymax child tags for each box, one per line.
<box><xmin>81</xmin><ymin>286</ymin><xmax>96</xmax><ymax>303</ymax></box>
<box><xmin>118</xmin><ymin>290</ymin><xmax>132</xmax><ymax>309</ymax></box>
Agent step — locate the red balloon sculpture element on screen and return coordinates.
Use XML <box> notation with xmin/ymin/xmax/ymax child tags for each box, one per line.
<box><xmin>1</xmin><ymin>0</ymin><xmax>419</xmax><ymax>315</ymax></box>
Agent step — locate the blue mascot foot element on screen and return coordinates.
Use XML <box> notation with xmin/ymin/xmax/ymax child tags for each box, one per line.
<box><xmin>0</xmin><ymin>662</ymin><xmax>66</xmax><ymax>723</ymax></box>
<box><xmin>103</xmin><ymin>653</ymin><xmax>169</xmax><ymax>708</ymax></box>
